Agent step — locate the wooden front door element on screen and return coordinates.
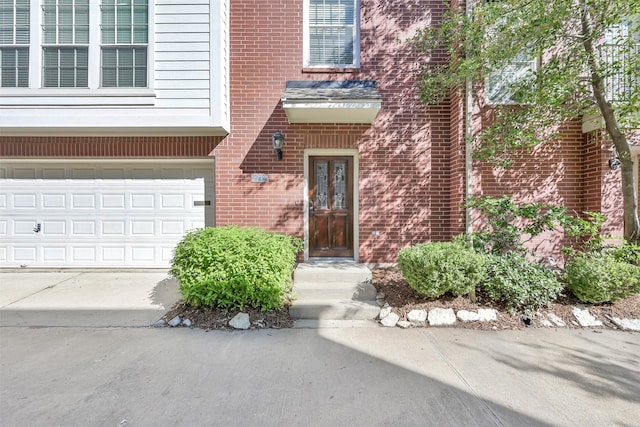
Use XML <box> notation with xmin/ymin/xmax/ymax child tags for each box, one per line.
<box><xmin>309</xmin><ymin>156</ymin><xmax>354</xmax><ymax>257</ymax></box>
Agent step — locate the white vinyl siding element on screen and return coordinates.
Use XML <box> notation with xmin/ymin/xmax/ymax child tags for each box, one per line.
<box><xmin>0</xmin><ymin>0</ymin><xmax>30</xmax><ymax>87</ymax></box>
<box><xmin>305</xmin><ymin>0</ymin><xmax>359</xmax><ymax>68</ymax></box>
<box><xmin>0</xmin><ymin>0</ymin><xmax>230</xmax><ymax>135</ymax></box>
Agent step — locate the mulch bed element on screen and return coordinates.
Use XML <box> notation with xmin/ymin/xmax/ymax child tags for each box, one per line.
<box><xmin>372</xmin><ymin>267</ymin><xmax>640</xmax><ymax>330</ymax></box>
<box><xmin>161</xmin><ymin>267</ymin><xmax>640</xmax><ymax>331</ymax></box>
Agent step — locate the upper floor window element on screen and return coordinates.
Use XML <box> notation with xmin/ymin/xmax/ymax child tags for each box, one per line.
<box><xmin>305</xmin><ymin>0</ymin><xmax>359</xmax><ymax>68</ymax></box>
<box><xmin>42</xmin><ymin>0</ymin><xmax>90</xmax><ymax>87</ymax></box>
<box><xmin>486</xmin><ymin>52</ymin><xmax>537</xmax><ymax>104</ymax></box>
<box><xmin>603</xmin><ymin>21</ymin><xmax>639</xmax><ymax>102</ymax></box>
<box><xmin>0</xmin><ymin>0</ymin><xmax>149</xmax><ymax>89</ymax></box>
<box><xmin>0</xmin><ymin>0</ymin><xmax>30</xmax><ymax>87</ymax></box>
<box><xmin>100</xmin><ymin>0</ymin><xmax>148</xmax><ymax>87</ymax></box>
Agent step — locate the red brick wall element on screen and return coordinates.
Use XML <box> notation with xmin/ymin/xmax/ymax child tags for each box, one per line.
<box><xmin>472</xmin><ymin>120</ymin><xmax>586</xmax><ymax>257</ymax></box>
<box><xmin>219</xmin><ymin>0</ymin><xmax>453</xmax><ymax>263</ymax></box>
<box><xmin>0</xmin><ymin>136</ymin><xmax>222</xmax><ymax>157</ymax></box>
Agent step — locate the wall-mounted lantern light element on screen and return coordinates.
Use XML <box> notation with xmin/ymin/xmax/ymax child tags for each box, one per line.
<box><xmin>609</xmin><ymin>144</ymin><xmax>620</xmax><ymax>170</ymax></box>
<box><xmin>272</xmin><ymin>131</ymin><xmax>284</xmax><ymax>160</ymax></box>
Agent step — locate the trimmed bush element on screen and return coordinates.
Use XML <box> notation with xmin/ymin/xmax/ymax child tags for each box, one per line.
<box><xmin>398</xmin><ymin>242</ymin><xmax>487</xmax><ymax>297</ymax></box>
<box><xmin>170</xmin><ymin>226</ymin><xmax>302</xmax><ymax>311</ymax></box>
<box><xmin>482</xmin><ymin>253</ymin><xmax>562</xmax><ymax>314</ymax></box>
<box><xmin>608</xmin><ymin>242</ymin><xmax>640</xmax><ymax>266</ymax></box>
<box><xmin>564</xmin><ymin>254</ymin><xmax>640</xmax><ymax>303</ymax></box>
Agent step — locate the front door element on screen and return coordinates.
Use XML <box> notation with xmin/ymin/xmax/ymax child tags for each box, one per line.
<box><xmin>309</xmin><ymin>156</ymin><xmax>354</xmax><ymax>257</ymax></box>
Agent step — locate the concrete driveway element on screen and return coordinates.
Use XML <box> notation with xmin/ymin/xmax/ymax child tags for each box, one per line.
<box><xmin>1</xmin><ymin>327</ymin><xmax>639</xmax><ymax>426</ymax></box>
<box><xmin>0</xmin><ymin>270</ymin><xmax>180</xmax><ymax>327</ymax></box>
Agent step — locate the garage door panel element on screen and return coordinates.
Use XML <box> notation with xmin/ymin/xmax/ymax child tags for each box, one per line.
<box><xmin>43</xmin><ymin>247</ymin><xmax>65</xmax><ymax>262</ymax></box>
<box><xmin>43</xmin><ymin>194</ymin><xmax>66</xmax><ymax>208</ymax></box>
<box><xmin>0</xmin><ymin>162</ymin><xmax>214</xmax><ymax>267</ymax></box>
<box><xmin>14</xmin><ymin>194</ymin><xmax>36</xmax><ymax>208</ymax></box>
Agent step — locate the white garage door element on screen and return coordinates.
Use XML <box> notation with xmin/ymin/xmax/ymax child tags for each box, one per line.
<box><xmin>0</xmin><ymin>162</ymin><xmax>214</xmax><ymax>268</ymax></box>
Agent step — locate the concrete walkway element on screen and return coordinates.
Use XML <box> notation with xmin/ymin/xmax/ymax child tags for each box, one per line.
<box><xmin>1</xmin><ymin>327</ymin><xmax>638</xmax><ymax>426</ymax></box>
<box><xmin>0</xmin><ymin>270</ymin><xmax>180</xmax><ymax>327</ymax></box>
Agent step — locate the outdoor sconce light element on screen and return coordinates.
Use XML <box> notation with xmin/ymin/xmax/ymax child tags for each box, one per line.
<box><xmin>609</xmin><ymin>157</ymin><xmax>621</xmax><ymax>170</ymax></box>
<box><xmin>272</xmin><ymin>131</ymin><xmax>285</xmax><ymax>160</ymax></box>
<box><xmin>609</xmin><ymin>145</ymin><xmax>620</xmax><ymax>170</ymax></box>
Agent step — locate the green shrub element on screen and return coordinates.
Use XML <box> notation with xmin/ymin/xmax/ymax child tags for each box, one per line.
<box><xmin>608</xmin><ymin>242</ymin><xmax>640</xmax><ymax>266</ymax></box>
<box><xmin>482</xmin><ymin>253</ymin><xmax>562</xmax><ymax>314</ymax></box>
<box><xmin>170</xmin><ymin>226</ymin><xmax>302</xmax><ymax>311</ymax></box>
<box><xmin>398</xmin><ymin>242</ymin><xmax>487</xmax><ymax>297</ymax></box>
<box><xmin>564</xmin><ymin>254</ymin><xmax>640</xmax><ymax>303</ymax></box>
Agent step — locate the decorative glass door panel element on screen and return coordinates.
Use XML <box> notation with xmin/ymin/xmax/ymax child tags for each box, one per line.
<box><xmin>309</xmin><ymin>156</ymin><xmax>354</xmax><ymax>257</ymax></box>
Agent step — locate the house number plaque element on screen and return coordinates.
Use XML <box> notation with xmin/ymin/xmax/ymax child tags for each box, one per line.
<box><xmin>251</xmin><ymin>174</ymin><xmax>269</xmax><ymax>183</ymax></box>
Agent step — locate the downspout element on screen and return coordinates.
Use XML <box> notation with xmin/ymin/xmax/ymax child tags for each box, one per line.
<box><xmin>465</xmin><ymin>0</ymin><xmax>474</xmax><ymax>235</ymax></box>
<box><xmin>465</xmin><ymin>0</ymin><xmax>475</xmax><ymax>302</ymax></box>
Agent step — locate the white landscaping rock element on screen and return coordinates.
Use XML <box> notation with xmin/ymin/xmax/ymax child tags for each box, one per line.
<box><xmin>428</xmin><ymin>308</ymin><xmax>457</xmax><ymax>326</ymax></box>
<box><xmin>572</xmin><ymin>306</ymin><xmax>603</xmax><ymax>327</ymax></box>
<box><xmin>457</xmin><ymin>310</ymin><xmax>480</xmax><ymax>322</ymax></box>
<box><xmin>407</xmin><ymin>309</ymin><xmax>428</xmax><ymax>325</ymax></box>
<box><xmin>397</xmin><ymin>320</ymin><xmax>411</xmax><ymax>329</ymax></box>
<box><xmin>478</xmin><ymin>309</ymin><xmax>498</xmax><ymax>322</ymax></box>
<box><xmin>229</xmin><ymin>312</ymin><xmax>251</xmax><ymax>330</ymax></box>
<box><xmin>608</xmin><ymin>317</ymin><xmax>640</xmax><ymax>332</ymax></box>
<box><xmin>540</xmin><ymin>319</ymin><xmax>553</xmax><ymax>328</ymax></box>
<box><xmin>379</xmin><ymin>303</ymin><xmax>392</xmax><ymax>320</ymax></box>
<box><xmin>182</xmin><ymin>319</ymin><xmax>192</xmax><ymax>327</ymax></box>
<box><xmin>547</xmin><ymin>313</ymin><xmax>566</xmax><ymax>327</ymax></box>
<box><xmin>381</xmin><ymin>312</ymin><xmax>400</xmax><ymax>327</ymax></box>
<box><xmin>168</xmin><ymin>316</ymin><xmax>181</xmax><ymax>327</ymax></box>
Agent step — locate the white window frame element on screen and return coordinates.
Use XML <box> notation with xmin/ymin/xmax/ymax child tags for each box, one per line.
<box><xmin>303</xmin><ymin>0</ymin><xmax>360</xmax><ymax>69</ymax></box>
<box><xmin>0</xmin><ymin>0</ymin><xmax>30</xmax><ymax>87</ymax></box>
<box><xmin>485</xmin><ymin>53</ymin><xmax>538</xmax><ymax>105</ymax></box>
<box><xmin>603</xmin><ymin>20</ymin><xmax>639</xmax><ymax>103</ymax></box>
<box><xmin>0</xmin><ymin>0</ymin><xmax>152</xmax><ymax>91</ymax></box>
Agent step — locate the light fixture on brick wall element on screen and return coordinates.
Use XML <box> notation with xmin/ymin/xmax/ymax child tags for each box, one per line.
<box><xmin>272</xmin><ymin>131</ymin><xmax>285</xmax><ymax>160</ymax></box>
<box><xmin>609</xmin><ymin>144</ymin><xmax>620</xmax><ymax>170</ymax></box>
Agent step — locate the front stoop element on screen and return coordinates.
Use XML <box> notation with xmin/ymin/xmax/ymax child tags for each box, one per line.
<box><xmin>289</xmin><ymin>262</ymin><xmax>380</xmax><ymax>322</ymax></box>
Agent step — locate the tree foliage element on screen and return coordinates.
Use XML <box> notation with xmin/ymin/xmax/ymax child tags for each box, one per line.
<box><xmin>416</xmin><ymin>0</ymin><xmax>640</xmax><ymax>242</ymax></box>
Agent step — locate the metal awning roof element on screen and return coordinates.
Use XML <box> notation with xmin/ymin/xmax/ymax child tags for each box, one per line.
<box><xmin>281</xmin><ymin>80</ymin><xmax>382</xmax><ymax>124</ymax></box>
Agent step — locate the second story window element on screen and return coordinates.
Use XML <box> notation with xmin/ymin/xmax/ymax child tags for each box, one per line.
<box><xmin>486</xmin><ymin>52</ymin><xmax>538</xmax><ymax>104</ymax></box>
<box><xmin>0</xmin><ymin>0</ymin><xmax>30</xmax><ymax>87</ymax></box>
<box><xmin>100</xmin><ymin>0</ymin><xmax>148</xmax><ymax>87</ymax></box>
<box><xmin>305</xmin><ymin>0</ymin><xmax>359</xmax><ymax>68</ymax></box>
<box><xmin>604</xmin><ymin>21</ymin><xmax>639</xmax><ymax>102</ymax></box>
<box><xmin>42</xmin><ymin>0</ymin><xmax>90</xmax><ymax>87</ymax></box>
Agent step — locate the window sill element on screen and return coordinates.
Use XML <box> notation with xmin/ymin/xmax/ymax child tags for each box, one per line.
<box><xmin>302</xmin><ymin>67</ymin><xmax>359</xmax><ymax>74</ymax></box>
<box><xmin>0</xmin><ymin>88</ymin><xmax>156</xmax><ymax>106</ymax></box>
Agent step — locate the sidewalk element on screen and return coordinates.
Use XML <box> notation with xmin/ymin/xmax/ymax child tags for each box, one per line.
<box><xmin>0</xmin><ymin>270</ymin><xmax>180</xmax><ymax>327</ymax></box>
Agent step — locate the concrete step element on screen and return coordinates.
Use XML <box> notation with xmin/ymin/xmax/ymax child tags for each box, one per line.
<box><xmin>293</xmin><ymin>281</ymin><xmax>377</xmax><ymax>301</ymax></box>
<box><xmin>289</xmin><ymin>299</ymin><xmax>381</xmax><ymax>320</ymax></box>
<box><xmin>294</xmin><ymin>261</ymin><xmax>372</xmax><ymax>284</ymax></box>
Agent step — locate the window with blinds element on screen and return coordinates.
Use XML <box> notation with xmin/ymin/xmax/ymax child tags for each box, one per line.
<box><xmin>0</xmin><ymin>0</ymin><xmax>30</xmax><ymax>87</ymax></box>
<box><xmin>307</xmin><ymin>0</ymin><xmax>358</xmax><ymax>68</ymax></box>
<box><xmin>100</xmin><ymin>0</ymin><xmax>148</xmax><ymax>87</ymax></box>
<box><xmin>604</xmin><ymin>21</ymin><xmax>639</xmax><ymax>102</ymax></box>
<box><xmin>42</xmin><ymin>0</ymin><xmax>89</xmax><ymax>87</ymax></box>
<box><xmin>486</xmin><ymin>52</ymin><xmax>537</xmax><ymax>104</ymax></box>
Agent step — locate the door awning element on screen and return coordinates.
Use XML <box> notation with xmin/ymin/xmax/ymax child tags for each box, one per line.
<box><xmin>281</xmin><ymin>80</ymin><xmax>382</xmax><ymax>124</ymax></box>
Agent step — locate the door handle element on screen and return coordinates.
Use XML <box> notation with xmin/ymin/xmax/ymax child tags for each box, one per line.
<box><xmin>309</xmin><ymin>200</ymin><xmax>314</xmax><ymax>213</ymax></box>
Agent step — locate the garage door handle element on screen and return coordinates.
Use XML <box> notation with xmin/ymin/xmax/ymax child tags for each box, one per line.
<box><xmin>34</xmin><ymin>223</ymin><xmax>41</xmax><ymax>233</ymax></box>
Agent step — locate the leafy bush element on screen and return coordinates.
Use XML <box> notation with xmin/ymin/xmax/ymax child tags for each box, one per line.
<box><xmin>564</xmin><ymin>253</ymin><xmax>640</xmax><ymax>303</ymax></box>
<box><xmin>466</xmin><ymin>196</ymin><xmax>605</xmax><ymax>257</ymax></box>
<box><xmin>607</xmin><ymin>242</ymin><xmax>640</xmax><ymax>266</ymax></box>
<box><xmin>482</xmin><ymin>253</ymin><xmax>562</xmax><ymax>314</ymax></box>
<box><xmin>170</xmin><ymin>226</ymin><xmax>302</xmax><ymax>311</ymax></box>
<box><xmin>398</xmin><ymin>242</ymin><xmax>487</xmax><ymax>297</ymax></box>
